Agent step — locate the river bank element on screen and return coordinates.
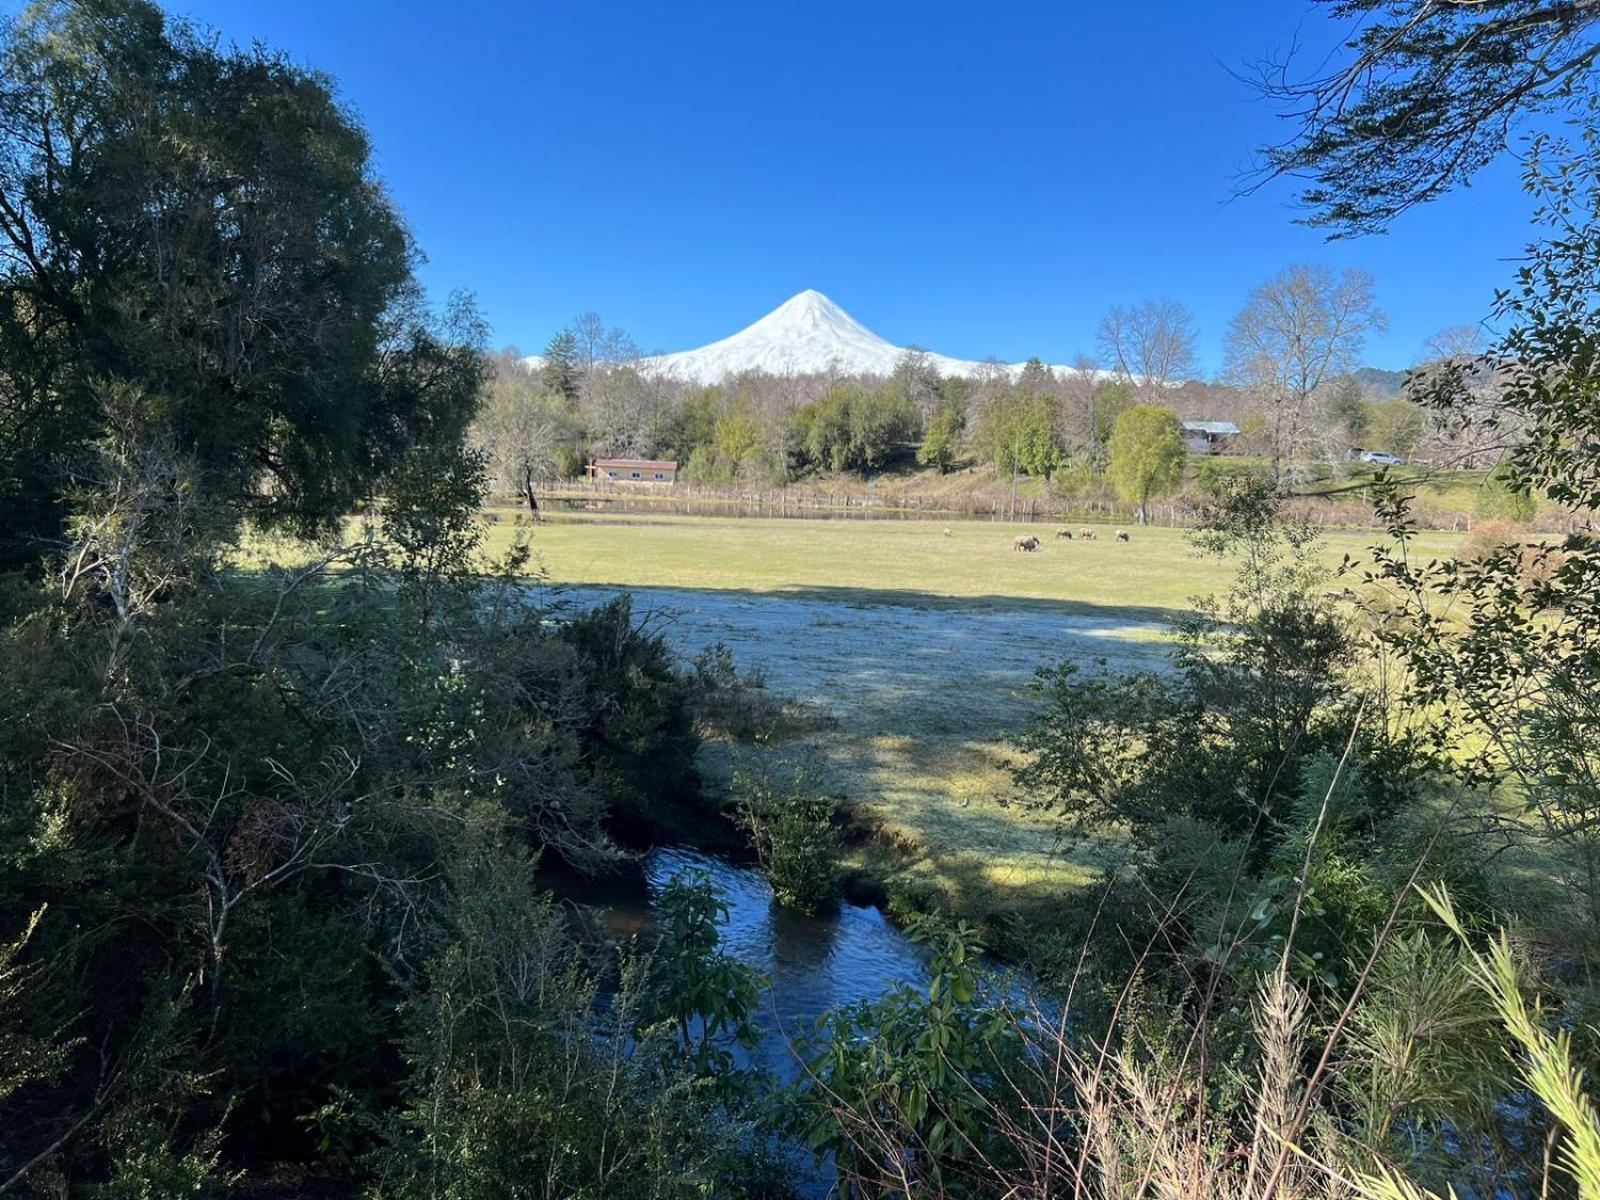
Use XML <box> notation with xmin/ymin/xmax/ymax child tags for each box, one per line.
<box><xmin>537</xmin><ymin>578</ymin><xmax>1172</xmax><ymax>961</ymax></box>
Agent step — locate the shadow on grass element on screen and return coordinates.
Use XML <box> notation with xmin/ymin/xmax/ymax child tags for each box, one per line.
<box><xmin>533</xmin><ymin>578</ymin><xmax>1189</xmax><ymax>626</ymax></box>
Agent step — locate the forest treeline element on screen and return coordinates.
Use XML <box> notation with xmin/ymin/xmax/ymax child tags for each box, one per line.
<box><xmin>473</xmin><ymin>281</ymin><xmax>1503</xmax><ymax>514</ymax></box>
<box><xmin>5</xmin><ymin>2</ymin><xmax>1600</xmax><ymax>1199</ymax></box>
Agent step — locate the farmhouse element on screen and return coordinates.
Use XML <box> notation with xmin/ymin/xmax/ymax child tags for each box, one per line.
<box><xmin>587</xmin><ymin>457</ymin><xmax>679</xmax><ymax>484</ymax></box>
<box><xmin>1181</xmin><ymin>420</ymin><xmax>1241</xmax><ymax>454</ymax></box>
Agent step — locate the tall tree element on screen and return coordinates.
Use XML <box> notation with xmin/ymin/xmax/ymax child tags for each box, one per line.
<box><xmin>472</xmin><ymin>351</ymin><xmax>579</xmax><ymax>516</ymax></box>
<box><xmin>0</xmin><ymin>0</ymin><xmax>482</xmax><ymax>569</ymax></box>
<box><xmin>891</xmin><ymin>348</ymin><xmax>944</xmax><ymax>424</ymax></box>
<box><xmin>917</xmin><ymin>396</ymin><xmax>966</xmax><ymax>474</ymax></box>
<box><xmin>1061</xmin><ymin>355</ymin><xmax>1105</xmax><ymax>465</ymax></box>
<box><xmin>1223</xmin><ymin>265</ymin><xmax>1385</xmax><ymax>489</ymax></box>
<box><xmin>1106</xmin><ymin>405</ymin><xmax>1186</xmax><ymax>524</ymax></box>
<box><xmin>1096</xmin><ymin>299</ymin><xmax>1200</xmax><ymax>396</ymax></box>
<box><xmin>542</xmin><ymin>329</ymin><xmax>582</xmax><ymax>404</ymax></box>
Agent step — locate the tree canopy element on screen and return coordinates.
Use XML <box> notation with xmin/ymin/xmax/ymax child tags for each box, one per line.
<box><xmin>0</xmin><ymin>0</ymin><xmax>482</xmax><ymax>570</ymax></box>
<box><xmin>1106</xmin><ymin>404</ymin><xmax>1186</xmax><ymax>522</ymax></box>
<box><xmin>1251</xmin><ymin>0</ymin><xmax>1600</xmax><ymax>235</ymax></box>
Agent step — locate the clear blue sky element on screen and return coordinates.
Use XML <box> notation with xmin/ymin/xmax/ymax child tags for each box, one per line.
<box><xmin>173</xmin><ymin>0</ymin><xmax>1534</xmax><ymax>374</ymax></box>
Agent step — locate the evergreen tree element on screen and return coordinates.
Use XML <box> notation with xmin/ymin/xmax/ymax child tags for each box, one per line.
<box><xmin>542</xmin><ymin>329</ymin><xmax>582</xmax><ymax>404</ymax></box>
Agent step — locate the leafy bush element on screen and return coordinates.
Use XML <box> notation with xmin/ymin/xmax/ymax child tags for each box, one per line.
<box><xmin>559</xmin><ymin>595</ymin><xmax>701</xmax><ymax>817</ymax></box>
<box><xmin>689</xmin><ymin>642</ymin><xmax>794</xmax><ymax>741</ymax></box>
<box><xmin>788</xmin><ymin>916</ymin><xmax>1022</xmax><ymax>1192</ymax></box>
<box><xmin>734</xmin><ymin>759</ymin><xmax>842</xmax><ymax>913</ymax></box>
<box><xmin>366</xmin><ymin>845</ymin><xmax>775</xmax><ymax>1199</ymax></box>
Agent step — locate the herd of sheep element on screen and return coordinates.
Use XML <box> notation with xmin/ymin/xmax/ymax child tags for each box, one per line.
<box><xmin>1009</xmin><ymin>528</ymin><xmax>1129</xmax><ymax>552</ymax></box>
<box><xmin>936</xmin><ymin>526</ymin><xmax>1133</xmax><ymax>551</ymax></box>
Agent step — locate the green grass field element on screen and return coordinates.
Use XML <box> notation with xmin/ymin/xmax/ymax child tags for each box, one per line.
<box><xmin>482</xmin><ymin>508</ymin><xmax>1464</xmax><ymax>945</ymax></box>
<box><xmin>483</xmin><ymin>507</ymin><xmax>1463</xmax><ymax>614</ymax></box>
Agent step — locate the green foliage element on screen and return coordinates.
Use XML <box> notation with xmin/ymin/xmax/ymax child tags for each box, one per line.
<box><xmin>381</xmin><ymin>442</ymin><xmax>490</xmax><ymax>622</ymax></box>
<box><xmin>734</xmin><ymin>759</ymin><xmax>841</xmax><ymax>913</ymax></box>
<box><xmin>972</xmin><ymin>390</ymin><xmax>1064</xmax><ymax>478</ymax></box>
<box><xmin>791</xmin><ymin>383</ymin><xmax>917</xmax><ymax>475</ymax></box>
<box><xmin>1339</xmin><ymin>928</ymin><xmax>1511</xmax><ymax>1173</ymax></box>
<box><xmin>1012</xmin><ymin>661</ymin><xmax>1202</xmax><ymax>836</ymax></box>
<box><xmin>789</xmin><ymin>915</ymin><xmax>1021</xmax><ymax>1192</ymax></box>
<box><xmin>917</xmin><ymin>396</ymin><xmax>967</xmax><ymax>473</ymax></box>
<box><xmin>558</xmin><ymin>595</ymin><xmax>702</xmax><ymax>819</ymax></box>
<box><xmin>648</xmin><ymin>873</ymin><xmax>763</xmax><ymax>1078</ymax></box>
<box><xmin>1090</xmin><ymin>378</ymin><xmax>1137</xmax><ymax>450</ymax></box>
<box><xmin>0</xmin><ymin>909</ymin><xmax>71</xmax><ymax>1109</ymax></box>
<box><xmin>1106</xmin><ymin>404</ymin><xmax>1185</xmax><ymax>521</ymax></box>
<box><xmin>672</xmin><ymin>395</ymin><xmax>774</xmax><ymax>484</ymax></box>
<box><xmin>368</xmin><ymin>845</ymin><xmax>773</xmax><ymax>1199</ymax></box>
<box><xmin>0</xmin><ymin>0</ymin><xmax>483</xmax><ymax>569</ymax></box>
<box><xmin>542</xmin><ymin>328</ymin><xmax>583</xmax><ymax>403</ymax></box>
<box><xmin>1326</xmin><ymin>374</ymin><xmax>1369</xmax><ymax>444</ymax></box>
<box><xmin>1193</xmin><ymin>455</ymin><xmax>1270</xmax><ymax>496</ymax></box>
<box><xmin>1365</xmin><ymin>397</ymin><xmax>1426</xmax><ymax>460</ymax></box>
<box><xmin>1474</xmin><ymin>461</ymin><xmax>1536</xmax><ymax>523</ymax></box>
<box><xmin>1370</xmin><ymin>114</ymin><xmax>1600</xmax><ymax>940</ymax></box>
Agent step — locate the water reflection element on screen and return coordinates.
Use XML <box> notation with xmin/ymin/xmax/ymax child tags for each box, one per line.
<box><xmin>569</xmin><ymin>847</ymin><xmax>934</xmax><ymax>1070</ymax></box>
<box><xmin>552</xmin><ymin>846</ymin><xmax>1055</xmax><ymax>1195</ymax></box>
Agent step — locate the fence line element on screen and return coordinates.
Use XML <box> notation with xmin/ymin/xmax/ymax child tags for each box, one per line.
<box><xmin>502</xmin><ymin>478</ymin><xmax>1480</xmax><ymax>532</ymax></box>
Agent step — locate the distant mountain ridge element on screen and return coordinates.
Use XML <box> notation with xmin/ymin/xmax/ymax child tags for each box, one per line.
<box><xmin>1351</xmin><ymin>366</ymin><xmax>1408</xmax><ymax>399</ymax></box>
<box><xmin>642</xmin><ymin>289</ymin><xmax>1074</xmax><ymax>383</ymax></box>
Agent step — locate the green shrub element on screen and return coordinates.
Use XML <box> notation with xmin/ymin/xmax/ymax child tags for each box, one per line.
<box><xmin>560</xmin><ymin>595</ymin><xmax>701</xmax><ymax>814</ymax></box>
<box><xmin>1474</xmin><ymin>461</ymin><xmax>1537</xmax><ymax>523</ymax></box>
<box><xmin>734</xmin><ymin>759</ymin><xmax>842</xmax><ymax>913</ymax></box>
<box><xmin>1192</xmin><ymin>455</ymin><xmax>1270</xmax><ymax>496</ymax></box>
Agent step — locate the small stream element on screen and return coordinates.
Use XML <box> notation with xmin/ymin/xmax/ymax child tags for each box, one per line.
<box><xmin>548</xmin><ymin>845</ymin><xmax>1055</xmax><ymax>1194</ymax></box>
<box><xmin>552</xmin><ymin>846</ymin><xmax>942</xmax><ymax>1078</ymax></box>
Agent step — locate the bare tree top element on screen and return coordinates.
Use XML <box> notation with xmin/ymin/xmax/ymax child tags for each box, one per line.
<box><xmin>1096</xmin><ymin>299</ymin><xmax>1200</xmax><ymax>389</ymax></box>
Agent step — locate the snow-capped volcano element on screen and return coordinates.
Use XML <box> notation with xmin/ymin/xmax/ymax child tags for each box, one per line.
<box><xmin>639</xmin><ymin>290</ymin><xmax>1074</xmax><ymax>384</ymax></box>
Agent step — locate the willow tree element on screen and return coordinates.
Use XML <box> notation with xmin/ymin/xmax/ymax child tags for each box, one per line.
<box><xmin>1107</xmin><ymin>405</ymin><xmax>1186</xmax><ymax>524</ymax></box>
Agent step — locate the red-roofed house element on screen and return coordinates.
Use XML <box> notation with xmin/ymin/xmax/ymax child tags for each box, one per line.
<box><xmin>587</xmin><ymin>458</ymin><xmax>679</xmax><ymax>484</ymax></box>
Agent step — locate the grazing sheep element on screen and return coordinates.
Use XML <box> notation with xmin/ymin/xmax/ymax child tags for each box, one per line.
<box><xmin>942</xmin><ymin>528</ymin><xmax>952</xmax><ymax>537</ymax></box>
<box><xmin>1078</xmin><ymin>527</ymin><xmax>1096</xmax><ymax>540</ymax></box>
<box><xmin>1055</xmin><ymin>528</ymin><xmax>1073</xmax><ymax>540</ymax></box>
<box><xmin>1115</xmin><ymin>529</ymin><xmax>1130</xmax><ymax>543</ymax></box>
<box><xmin>1012</xmin><ymin>534</ymin><xmax>1041</xmax><ymax>552</ymax></box>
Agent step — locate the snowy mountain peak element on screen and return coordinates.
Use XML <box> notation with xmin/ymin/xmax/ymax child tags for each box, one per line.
<box><xmin>517</xmin><ymin>290</ymin><xmax>1098</xmax><ymax>384</ymax></box>
<box><xmin>641</xmin><ymin>289</ymin><xmax>1078</xmax><ymax>385</ymax></box>
<box><xmin>749</xmin><ymin>289</ymin><xmax>864</xmax><ymax>335</ymax></box>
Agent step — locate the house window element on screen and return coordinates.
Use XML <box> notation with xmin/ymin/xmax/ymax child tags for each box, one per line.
<box><xmin>630</xmin><ymin>471</ymin><xmax>641</xmax><ymax>479</ymax></box>
<box><xmin>653</xmin><ymin>473</ymin><xmax>664</xmax><ymax>480</ymax></box>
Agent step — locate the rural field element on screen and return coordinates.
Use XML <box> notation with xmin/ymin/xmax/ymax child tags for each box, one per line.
<box><xmin>486</xmin><ymin>508</ymin><xmax>1464</xmax><ymax>941</ymax></box>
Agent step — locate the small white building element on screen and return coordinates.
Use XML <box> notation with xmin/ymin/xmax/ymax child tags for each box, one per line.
<box><xmin>1182</xmin><ymin>420</ymin><xmax>1240</xmax><ymax>454</ymax></box>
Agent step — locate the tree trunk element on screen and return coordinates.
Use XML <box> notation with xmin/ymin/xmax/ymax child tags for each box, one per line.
<box><xmin>522</xmin><ymin>468</ymin><xmax>541</xmax><ymax>521</ymax></box>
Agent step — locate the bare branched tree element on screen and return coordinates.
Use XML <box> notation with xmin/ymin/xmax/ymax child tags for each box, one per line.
<box><xmin>1224</xmin><ymin>265</ymin><xmax>1385</xmax><ymax>489</ymax></box>
<box><xmin>472</xmin><ymin>351</ymin><xmax>578</xmax><ymax>515</ymax></box>
<box><xmin>1060</xmin><ymin>353</ymin><xmax>1103</xmax><ymax>462</ymax></box>
<box><xmin>1096</xmin><ymin>298</ymin><xmax>1200</xmax><ymax>394</ymax></box>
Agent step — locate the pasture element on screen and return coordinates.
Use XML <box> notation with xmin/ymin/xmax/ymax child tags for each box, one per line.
<box><xmin>487</xmin><ymin>510</ymin><xmax>1462</xmax><ymax>940</ymax></box>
